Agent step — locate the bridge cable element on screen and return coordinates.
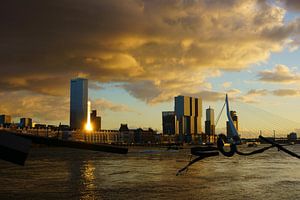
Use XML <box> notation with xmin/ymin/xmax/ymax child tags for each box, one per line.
<box><xmin>215</xmin><ymin>102</ymin><xmax>226</xmax><ymax>128</ymax></box>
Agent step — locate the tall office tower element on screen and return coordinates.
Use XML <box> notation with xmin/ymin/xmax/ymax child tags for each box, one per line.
<box><xmin>162</xmin><ymin>111</ymin><xmax>176</xmax><ymax>135</ymax></box>
<box><xmin>91</xmin><ymin>110</ymin><xmax>101</xmax><ymax>131</ymax></box>
<box><xmin>174</xmin><ymin>96</ymin><xmax>202</xmax><ymax>141</ymax></box>
<box><xmin>206</xmin><ymin>106</ymin><xmax>214</xmax><ymax>123</ymax></box>
<box><xmin>226</xmin><ymin>110</ymin><xmax>238</xmax><ymax>138</ymax></box>
<box><xmin>70</xmin><ymin>78</ymin><xmax>88</xmax><ymax>130</ymax></box>
<box><xmin>205</xmin><ymin>107</ymin><xmax>215</xmax><ymax>143</ymax></box>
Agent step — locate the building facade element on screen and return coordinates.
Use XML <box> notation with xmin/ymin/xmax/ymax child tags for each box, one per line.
<box><xmin>70</xmin><ymin>78</ymin><xmax>88</xmax><ymax>130</ymax></box>
<box><xmin>84</xmin><ymin>130</ymin><xmax>121</xmax><ymax>144</ymax></box>
<box><xmin>162</xmin><ymin>111</ymin><xmax>176</xmax><ymax>135</ymax></box>
<box><xmin>174</xmin><ymin>96</ymin><xmax>202</xmax><ymax>142</ymax></box>
<box><xmin>82</xmin><ymin>125</ymin><xmax>159</xmax><ymax>144</ymax></box>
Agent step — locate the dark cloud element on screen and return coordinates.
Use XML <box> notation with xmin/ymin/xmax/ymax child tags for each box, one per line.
<box><xmin>92</xmin><ymin>98</ymin><xmax>135</xmax><ymax>113</ymax></box>
<box><xmin>0</xmin><ymin>0</ymin><xmax>300</xmax><ymax>113</ymax></box>
<box><xmin>281</xmin><ymin>0</ymin><xmax>300</xmax><ymax>11</ymax></box>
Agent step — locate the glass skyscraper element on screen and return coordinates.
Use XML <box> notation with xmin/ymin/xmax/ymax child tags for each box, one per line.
<box><xmin>70</xmin><ymin>78</ymin><xmax>88</xmax><ymax>130</ymax></box>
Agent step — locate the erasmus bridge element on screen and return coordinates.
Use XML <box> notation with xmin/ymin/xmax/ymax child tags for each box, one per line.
<box><xmin>176</xmin><ymin>94</ymin><xmax>300</xmax><ymax>175</ymax></box>
<box><xmin>212</xmin><ymin>96</ymin><xmax>300</xmax><ymax>139</ymax></box>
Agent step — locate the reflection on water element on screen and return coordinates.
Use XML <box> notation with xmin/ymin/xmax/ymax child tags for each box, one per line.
<box><xmin>81</xmin><ymin>161</ymin><xmax>96</xmax><ymax>199</ymax></box>
<box><xmin>0</xmin><ymin>145</ymin><xmax>299</xmax><ymax>200</ymax></box>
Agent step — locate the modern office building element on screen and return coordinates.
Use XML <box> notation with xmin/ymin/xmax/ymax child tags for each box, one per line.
<box><xmin>0</xmin><ymin>114</ymin><xmax>12</xmax><ymax>126</ymax></box>
<box><xmin>20</xmin><ymin>118</ymin><xmax>33</xmax><ymax>128</ymax></box>
<box><xmin>91</xmin><ymin>110</ymin><xmax>101</xmax><ymax>131</ymax></box>
<box><xmin>70</xmin><ymin>78</ymin><xmax>88</xmax><ymax>130</ymax></box>
<box><xmin>226</xmin><ymin>110</ymin><xmax>238</xmax><ymax>138</ymax></box>
<box><xmin>162</xmin><ymin>111</ymin><xmax>176</xmax><ymax>135</ymax></box>
<box><xmin>205</xmin><ymin>107</ymin><xmax>215</xmax><ymax>143</ymax></box>
<box><xmin>174</xmin><ymin>96</ymin><xmax>202</xmax><ymax>141</ymax></box>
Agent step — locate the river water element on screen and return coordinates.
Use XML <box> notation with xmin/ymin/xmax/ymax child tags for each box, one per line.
<box><xmin>0</xmin><ymin>145</ymin><xmax>299</xmax><ymax>200</ymax></box>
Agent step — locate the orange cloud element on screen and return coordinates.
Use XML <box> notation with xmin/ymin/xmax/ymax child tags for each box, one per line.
<box><xmin>1</xmin><ymin>0</ymin><xmax>300</xmax><ymax>108</ymax></box>
<box><xmin>258</xmin><ymin>64</ymin><xmax>300</xmax><ymax>83</ymax></box>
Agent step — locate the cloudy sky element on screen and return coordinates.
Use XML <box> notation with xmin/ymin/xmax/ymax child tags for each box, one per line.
<box><xmin>1</xmin><ymin>0</ymin><xmax>300</xmax><ymax>136</ymax></box>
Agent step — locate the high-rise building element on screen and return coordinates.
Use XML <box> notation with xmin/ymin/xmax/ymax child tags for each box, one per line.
<box><xmin>91</xmin><ymin>110</ymin><xmax>101</xmax><ymax>131</ymax></box>
<box><xmin>0</xmin><ymin>115</ymin><xmax>12</xmax><ymax>126</ymax></box>
<box><xmin>205</xmin><ymin>107</ymin><xmax>215</xmax><ymax>143</ymax></box>
<box><xmin>206</xmin><ymin>106</ymin><xmax>214</xmax><ymax>124</ymax></box>
<box><xmin>162</xmin><ymin>111</ymin><xmax>176</xmax><ymax>135</ymax></box>
<box><xmin>20</xmin><ymin>118</ymin><xmax>33</xmax><ymax>128</ymax></box>
<box><xmin>174</xmin><ymin>96</ymin><xmax>202</xmax><ymax>141</ymax></box>
<box><xmin>226</xmin><ymin>110</ymin><xmax>238</xmax><ymax>138</ymax></box>
<box><xmin>70</xmin><ymin>78</ymin><xmax>88</xmax><ymax>130</ymax></box>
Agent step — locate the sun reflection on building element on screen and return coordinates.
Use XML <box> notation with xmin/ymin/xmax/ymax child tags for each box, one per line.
<box><xmin>85</xmin><ymin>101</ymin><xmax>93</xmax><ymax>132</ymax></box>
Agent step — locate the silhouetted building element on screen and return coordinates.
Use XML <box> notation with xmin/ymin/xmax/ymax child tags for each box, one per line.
<box><xmin>175</xmin><ymin>96</ymin><xmax>202</xmax><ymax>142</ymax></box>
<box><xmin>91</xmin><ymin>110</ymin><xmax>101</xmax><ymax>131</ymax></box>
<box><xmin>20</xmin><ymin>118</ymin><xmax>32</xmax><ymax>128</ymax></box>
<box><xmin>205</xmin><ymin>107</ymin><xmax>215</xmax><ymax>143</ymax></box>
<box><xmin>0</xmin><ymin>114</ymin><xmax>12</xmax><ymax>127</ymax></box>
<box><xmin>226</xmin><ymin>111</ymin><xmax>238</xmax><ymax>138</ymax></box>
<box><xmin>287</xmin><ymin>132</ymin><xmax>297</xmax><ymax>141</ymax></box>
<box><xmin>119</xmin><ymin>124</ymin><xmax>129</xmax><ymax>132</ymax></box>
<box><xmin>70</xmin><ymin>78</ymin><xmax>88</xmax><ymax>130</ymax></box>
<box><xmin>162</xmin><ymin>111</ymin><xmax>176</xmax><ymax>135</ymax></box>
<box><xmin>47</xmin><ymin>125</ymin><xmax>58</xmax><ymax>130</ymax></box>
<box><xmin>119</xmin><ymin>124</ymin><xmax>134</xmax><ymax>144</ymax></box>
<box><xmin>134</xmin><ymin>128</ymin><xmax>157</xmax><ymax>144</ymax></box>
<box><xmin>59</xmin><ymin>124</ymin><xmax>70</xmax><ymax>131</ymax></box>
<box><xmin>34</xmin><ymin>124</ymin><xmax>47</xmax><ymax>129</ymax></box>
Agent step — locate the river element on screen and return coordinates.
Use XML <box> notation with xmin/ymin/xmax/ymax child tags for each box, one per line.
<box><xmin>0</xmin><ymin>145</ymin><xmax>299</xmax><ymax>199</ymax></box>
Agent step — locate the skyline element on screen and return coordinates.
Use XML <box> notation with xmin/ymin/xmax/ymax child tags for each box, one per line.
<box><xmin>1</xmin><ymin>1</ymin><xmax>300</xmax><ymax>137</ymax></box>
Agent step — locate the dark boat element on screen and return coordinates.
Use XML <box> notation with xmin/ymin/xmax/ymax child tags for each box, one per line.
<box><xmin>0</xmin><ymin>131</ymin><xmax>32</xmax><ymax>165</ymax></box>
<box><xmin>167</xmin><ymin>145</ymin><xmax>182</xmax><ymax>151</ymax></box>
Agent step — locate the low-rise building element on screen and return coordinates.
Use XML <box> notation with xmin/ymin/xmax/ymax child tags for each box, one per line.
<box><xmin>34</xmin><ymin>124</ymin><xmax>47</xmax><ymax>129</ymax></box>
<box><xmin>20</xmin><ymin>118</ymin><xmax>33</xmax><ymax>128</ymax></box>
<box><xmin>287</xmin><ymin>132</ymin><xmax>297</xmax><ymax>141</ymax></box>
<box><xmin>119</xmin><ymin>124</ymin><xmax>135</xmax><ymax>144</ymax></box>
<box><xmin>84</xmin><ymin>129</ymin><xmax>120</xmax><ymax>144</ymax></box>
<box><xmin>134</xmin><ymin>128</ymin><xmax>157</xmax><ymax>144</ymax></box>
<box><xmin>91</xmin><ymin>110</ymin><xmax>101</xmax><ymax>131</ymax></box>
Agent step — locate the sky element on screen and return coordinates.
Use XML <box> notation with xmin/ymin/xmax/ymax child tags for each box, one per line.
<box><xmin>1</xmin><ymin>0</ymin><xmax>300</xmax><ymax>137</ymax></box>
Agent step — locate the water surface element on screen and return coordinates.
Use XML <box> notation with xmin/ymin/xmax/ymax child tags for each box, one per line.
<box><xmin>0</xmin><ymin>145</ymin><xmax>299</xmax><ymax>199</ymax></box>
